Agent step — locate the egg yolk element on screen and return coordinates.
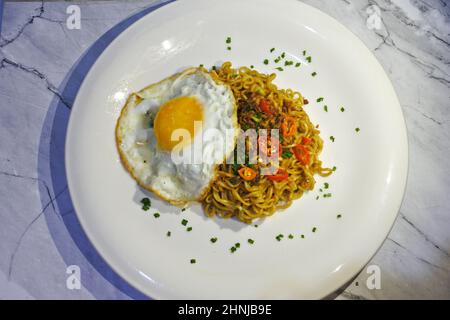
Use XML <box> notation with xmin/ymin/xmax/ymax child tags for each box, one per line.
<box><xmin>154</xmin><ymin>96</ymin><xmax>203</xmax><ymax>151</ymax></box>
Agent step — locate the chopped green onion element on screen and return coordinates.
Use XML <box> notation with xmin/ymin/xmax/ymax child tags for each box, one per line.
<box><xmin>316</xmin><ymin>196</ymin><xmax>319</xmax><ymax>200</ymax></box>
<box><xmin>199</xmin><ymin>64</ymin><xmax>204</xmax><ymax>68</ymax></box>
<box><xmin>355</xmin><ymin>127</ymin><xmax>360</xmax><ymax>132</ymax></box>
<box><xmin>254</xmin><ymin>224</ymin><xmax>259</xmax><ymax>228</ymax></box>
<box><xmin>288</xmin><ymin>234</ymin><xmax>294</xmax><ymax>239</ymax></box>
<box><xmin>332</xmin><ymin>166</ymin><xmax>337</xmax><ymax>171</ymax></box>
<box><xmin>181</xmin><ymin>219</ymin><xmax>188</xmax><ymax>226</ymax></box>
<box><xmin>306</xmin><ymin>56</ymin><xmax>312</xmax><ymax>63</ymax></box>
<box><xmin>323</xmin><ymin>193</ymin><xmax>332</xmax><ymax>198</ymax></box>
<box><xmin>227</xmin><ymin>46</ymin><xmax>231</xmax><ymax>50</ymax></box>
<box><xmin>270</xmin><ymin>48</ymin><xmax>275</xmax><ymax>53</ymax></box>
<box><xmin>311</xmin><ymin>71</ymin><xmax>317</xmax><ymax>76</ymax></box>
<box><xmin>274</xmin><ymin>57</ymin><xmax>281</xmax><ymax>63</ymax></box>
<box><xmin>140</xmin><ymin>198</ymin><xmax>151</xmax><ymax>211</ymax></box>
<box><xmin>302</xmin><ymin>50</ymin><xmax>306</xmax><ymax>56</ymax></box>
<box><xmin>340</xmin><ymin>107</ymin><xmax>345</xmax><ymax>112</ymax></box>
<box><xmin>324</xmin><ymin>105</ymin><xmax>328</xmax><ymax>112</ymax></box>
<box><xmin>181</xmin><ymin>208</ymin><xmax>186</xmax><ymax>212</ymax></box>
<box><xmin>250</xmin><ymin>65</ymin><xmax>254</xmax><ymax>69</ymax></box>
<box><xmin>235</xmin><ymin>242</ymin><xmax>240</xmax><ymax>248</ymax></box>
<box><xmin>187</xmin><ymin>227</ymin><xmax>192</xmax><ymax>232</ymax></box>
<box><xmin>226</xmin><ymin>37</ymin><xmax>231</xmax><ymax>44</ymax></box>
<box><xmin>324</xmin><ymin>182</ymin><xmax>329</xmax><ymax>189</ymax></box>
<box><xmin>190</xmin><ymin>259</ymin><xmax>196</xmax><ymax>264</ymax></box>
<box><xmin>210</xmin><ymin>237</ymin><xmax>218</xmax><ymax>243</ymax></box>
<box><xmin>301</xmin><ymin>234</ymin><xmax>305</xmax><ymax>239</ymax></box>
<box><xmin>153</xmin><ymin>213</ymin><xmax>160</xmax><ymax>218</ymax></box>
<box><xmin>275</xmin><ymin>67</ymin><xmax>284</xmax><ymax>71</ymax></box>
<box><xmin>330</xmin><ymin>136</ymin><xmax>335</xmax><ymax>142</ymax></box>
<box><xmin>230</xmin><ymin>246</ymin><xmax>237</xmax><ymax>253</ymax></box>
<box><xmin>312</xmin><ymin>227</ymin><xmax>317</xmax><ymax>233</ymax></box>
<box><xmin>295</xmin><ymin>62</ymin><xmax>301</xmax><ymax>67</ymax></box>
<box><xmin>263</xmin><ymin>59</ymin><xmax>269</xmax><ymax>65</ymax></box>
<box><xmin>281</xmin><ymin>52</ymin><xmax>286</xmax><ymax>58</ymax></box>
<box><xmin>337</xmin><ymin>214</ymin><xmax>342</xmax><ymax>219</ymax></box>
<box><xmin>248</xmin><ymin>239</ymin><xmax>255</xmax><ymax>244</ymax></box>
<box><xmin>282</xmin><ymin>150</ymin><xmax>293</xmax><ymax>158</ymax></box>
<box><xmin>166</xmin><ymin>231</ymin><xmax>171</xmax><ymax>237</ymax></box>
<box><xmin>316</xmin><ymin>97</ymin><xmax>324</xmax><ymax>102</ymax></box>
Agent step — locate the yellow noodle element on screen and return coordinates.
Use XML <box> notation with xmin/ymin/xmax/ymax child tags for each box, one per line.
<box><xmin>202</xmin><ymin>62</ymin><xmax>331</xmax><ymax>223</ymax></box>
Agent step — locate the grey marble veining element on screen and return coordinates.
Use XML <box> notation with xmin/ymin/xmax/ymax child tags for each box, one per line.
<box><xmin>0</xmin><ymin>0</ymin><xmax>449</xmax><ymax>299</ymax></box>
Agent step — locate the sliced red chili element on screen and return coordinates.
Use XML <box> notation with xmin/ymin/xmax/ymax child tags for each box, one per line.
<box><xmin>259</xmin><ymin>98</ymin><xmax>273</xmax><ymax>115</ymax></box>
<box><xmin>301</xmin><ymin>136</ymin><xmax>312</xmax><ymax>145</ymax></box>
<box><xmin>238</xmin><ymin>167</ymin><xmax>257</xmax><ymax>181</ymax></box>
<box><xmin>292</xmin><ymin>144</ymin><xmax>311</xmax><ymax>166</ymax></box>
<box><xmin>266</xmin><ymin>168</ymin><xmax>289</xmax><ymax>181</ymax></box>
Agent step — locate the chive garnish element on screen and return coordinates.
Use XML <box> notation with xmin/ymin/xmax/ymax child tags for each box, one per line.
<box><xmin>210</xmin><ymin>237</ymin><xmax>218</xmax><ymax>243</ymax></box>
<box><xmin>250</xmin><ymin>65</ymin><xmax>254</xmax><ymax>69</ymax></box>
<box><xmin>275</xmin><ymin>234</ymin><xmax>284</xmax><ymax>241</ymax></box>
<box><xmin>355</xmin><ymin>127</ymin><xmax>360</xmax><ymax>132</ymax></box>
<box><xmin>337</xmin><ymin>214</ymin><xmax>342</xmax><ymax>219</ymax></box>
<box><xmin>324</xmin><ymin>105</ymin><xmax>328</xmax><ymax>112</ymax></box>
<box><xmin>140</xmin><ymin>197</ymin><xmax>151</xmax><ymax>211</ymax></box>
<box><xmin>311</xmin><ymin>71</ymin><xmax>317</xmax><ymax>76</ymax></box>
<box><xmin>235</xmin><ymin>242</ymin><xmax>240</xmax><ymax>248</ymax></box>
<box><xmin>199</xmin><ymin>64</ymin><xmax>204</xmax><ymax>68</ymax></box>
<box><xmin>230</xmin><ymin>246</ymin><xmax>237</xmax><ymax>253</ymax></box>
<box><xmin>187</xmin><ymin>227</ymin><xmax>192</xmax><ymax>232</ymax></box>
<box><xmin>226</xmin><ymin>37</ymin><xmax>231</xmax><ymax>44</ymax></box>
<box><xmin>312</xmin><ymin>227</ymin><xmax>317</xmax><ymax>233</ymax></box>
<box><xmin>181</xmin><ymin>208</ymin><xmax>186</xmax><ymax>212</ymax></box>
<box><xmin>324</xmin><ymin>182</ymin><xmax>329</xmax><ymax>189</ymax></box>
<box><xmin>301</xmin><ymin>234</ymin><xmax>305</xmax><ymax>239</ymax></box>
<box><xmin>190</xmin><ymin>259</ymin><xmax>196</xmax><ymax>264</ymax></box>
<box><xmin>323</xmin><ymin>193</ymin><xmax>332</xmax><ymax>198</ymax></box>
<box><xmin>340</xmin><ymin>107</ymin><xmax>345</xmax><ymax>112</ymax></box>
<box><xmin>288</xmin><ymin>234</ymin><xmax>294</xmax><ymax>239</ymax></box>
<box><xmin>153</xmin><ymin>213</ymin><xmax>160</xmax><ymax>218</ymax></box>
<box><xmin>295</xmin><ymin>62</ymin><xmax>301</xmax><ymax>67</ymax></box>
<box><xmin>330</xmin><ymin>136</ymin><xmax>335</xmax><ymax>142</ymax></box>
<box><xmin>316</xmin><ymin>196</ymin><xmax>319</xmax><ymax>200</ymax></box>
<box><xmin>302</xmin><ymin>50</ymin><xmax>306</xmax><ymax>56</ymax></box>
<box><xmin>181</xmin><ymin>219</ymin><xmax>188</xmax><ymax>226</ymax></box>
<box><xmin>284</xmin><ymin>60</ymin><xmax>294</xmax><ymax>66</ymax></box>
<box><xmin>332</xmin><ymin>166</ymin><xmax>337</xmax><ymax>171</ymax></box>
<box><xmin>316</xmin><ymin>97</ymin><xmax>324</xmax><ymax>102</ymax></box>
<box><xmin>227</xmin><ymin>46</ymin><xmax>231</xmax><ymax>50</ymax></box>
<box><xmin>167</xmin><ymin>231</ymin><xmax>171</xmax><ymax>237</ymax></box>
<box><xmin>282</xmin><ymin>150</ymin><xmax>293</xmax><ymax>158</ymax></box>
<box><xmin>274</xmin><ymin>57</ymin><xmax>281</xmax><ymax>63</ymax></box>
<box><xmin>275</xmin><ymin>67</ymin><xmax>284</xmax><ymax>71</ymax></box>
<box><xmin>270</xmin><ymin>48</ymin><xmax>275</xmax><ymax>52</ymax></box>
<box><xmin>248</xmin><ymin>239</ymin><xmax>255</xmax><ymax>244</ymax></box>
<box><xmin>254</xmin><ymin>224</ymin><xmax>259</xmax><ymax>228</ymax></box>
<box><xmin>306</xmin><ymin>56</ymin><xmax>312</xmax><ymax>63</ymax></box>
<box><xmin>263</xmin><ymin>59</ymin><xmax>269</xmax><ymax>65</ymax></box>
<box><xmin>281</xmin><ymin>52</ymin><xmax>286</xmax><ymax>58</ymax></box>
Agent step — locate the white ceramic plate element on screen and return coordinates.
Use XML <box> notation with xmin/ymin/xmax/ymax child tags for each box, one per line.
<box><xmin>66</xmin><ymin>0</ymin><xmax>408</xmax><ymax>299</ymax></box>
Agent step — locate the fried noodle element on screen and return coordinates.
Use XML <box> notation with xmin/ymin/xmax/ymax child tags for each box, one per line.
<box><xmin>201</xmin><ymin>62</ymin><xmax>332</xmax><ymax>223</ymax></box>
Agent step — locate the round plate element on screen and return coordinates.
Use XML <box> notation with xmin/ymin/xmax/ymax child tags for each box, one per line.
<box><xmin>66</xmin><ymin>0</ymin><xmax>408</xmax><ymax>299</ymax></box>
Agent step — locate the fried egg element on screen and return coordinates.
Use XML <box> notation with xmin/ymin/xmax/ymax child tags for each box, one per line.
<box><xmin>116</xmin><ymin>68</ymin><xmax>238</xmax><ymax>205</ymax></box>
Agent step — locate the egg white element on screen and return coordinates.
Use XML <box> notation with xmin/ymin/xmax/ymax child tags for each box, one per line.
<box><xmin>116</xmin><ymin>68</ymin><xmax>238</xmax><ymax>205</ymax></box>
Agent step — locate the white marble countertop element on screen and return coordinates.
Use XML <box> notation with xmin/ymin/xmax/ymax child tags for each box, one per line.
<box><xmin>0</xmin><ymin>0</ymin><xmax>449</xmax><ymax>299</ymax></box>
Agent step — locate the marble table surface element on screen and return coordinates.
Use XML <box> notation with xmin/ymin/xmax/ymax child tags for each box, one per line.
<box><xmin>0</xmin><ymin>0</ymin><xmax>449</xmax><ymax>300</ymax></box>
